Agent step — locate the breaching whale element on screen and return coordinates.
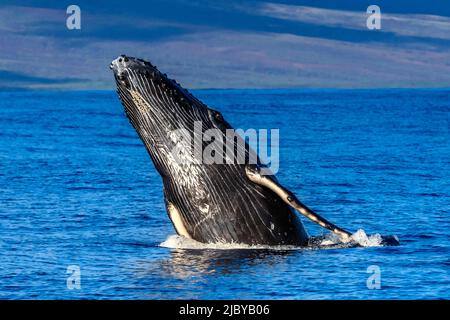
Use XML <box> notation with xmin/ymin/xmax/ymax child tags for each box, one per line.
<box><xmin>110</xmin><ymin>55</ymin><xmax>396</xmax><ymax>246</ymax></box>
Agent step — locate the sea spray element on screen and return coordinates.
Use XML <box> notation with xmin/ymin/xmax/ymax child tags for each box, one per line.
<box><xmin>160</xmin><ymin>229</ymin><xmax>391</xmax><ymax>250</ymax></box>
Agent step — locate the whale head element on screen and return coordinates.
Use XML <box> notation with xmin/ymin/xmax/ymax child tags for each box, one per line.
<box><xmin>110</xmin><ymin>55</ymin><xmax>233</xmax><ymax>178</ymax></box>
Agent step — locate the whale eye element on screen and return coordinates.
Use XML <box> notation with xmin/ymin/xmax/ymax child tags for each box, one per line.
<box><xmin>208</xmin><ymin>109</ymin><xmax>226</xmax><ymax>127</ymax></box>
<box><xmin>214</xmin><ymin>112</ymin><xmax>223</xmax><ymax>122</ymax></box>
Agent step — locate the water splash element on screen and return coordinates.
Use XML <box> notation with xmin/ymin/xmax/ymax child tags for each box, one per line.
<box><xmin>351</xmin><ymin>229</ymin><xmax>384</xmax><ymax>247</ymax></box>
<box><xmin>159</xmin><ymin>229</ymin><xmax>396</xmax><ymax>250</ymax></box>
<box><xmin>160</xmin><ymin>235</ymin><xmax>298</xmax><ymax>250</ymax></box>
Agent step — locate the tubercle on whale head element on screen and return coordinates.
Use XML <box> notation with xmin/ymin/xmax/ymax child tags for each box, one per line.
<box><xmin>110</xmin><ymin>54</ymin><xmax>205</xmax><ymax>112</ymax></box>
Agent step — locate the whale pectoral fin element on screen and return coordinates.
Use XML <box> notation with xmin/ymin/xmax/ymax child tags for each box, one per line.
<box><xmin>245</xmin><ymin>165</ymin><xmax>352</xmax><ymax>242</ymax></box>
<box><xmin>165</xmin><ymin>200</ymin><xmax>192</xmax><ymax>239</ymax></box>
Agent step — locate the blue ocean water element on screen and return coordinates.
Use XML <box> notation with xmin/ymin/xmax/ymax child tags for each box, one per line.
<box><xmin>0</xmin><ymin>89</ymin><xmax>448</xmax><ymax>299</ymax></box>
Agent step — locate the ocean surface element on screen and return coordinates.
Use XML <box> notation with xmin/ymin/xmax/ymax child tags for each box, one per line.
<box><xmin>0</xmin><ymin>89</ymin><xmax>448</xmax><ymax>299</ymax></box>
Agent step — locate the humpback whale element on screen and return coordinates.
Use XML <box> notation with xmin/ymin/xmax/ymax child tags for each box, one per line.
<box><xmin>110</xmin><ymin>55</ymin><xmax>396</xmax><ymax>246</ymax></box>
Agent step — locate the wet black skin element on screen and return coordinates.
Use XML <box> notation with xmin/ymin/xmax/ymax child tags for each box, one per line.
<box><xmin>111</xmin><ymin>55</ymin><xmax>309</xmax><ymax>245</ymax></box>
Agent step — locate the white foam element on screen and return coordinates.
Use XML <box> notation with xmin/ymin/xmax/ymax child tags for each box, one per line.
<box><xmin>159</xmin><ymin>229</ymin><xmax>387</xmax><ymax>251</ymax></box>
<box><xmin>350</xmin><ymin>229</ymin><xmax>383</xmax><ymax>247</ymax></box>
<box><xmin>159</xmin><ymin>234</ymin><xmax>300</xmax><ymax>250</ymax></box>
<box><xmin>315</xmin><ymin>229</ymin><xmax>384</xmax><ymax>247</ymax></box>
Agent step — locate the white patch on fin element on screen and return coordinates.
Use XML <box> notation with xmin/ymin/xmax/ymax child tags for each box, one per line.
<box><xmin>167</xmin><ymin>202</ymin><xmax>192</xmax><ymax>239</ymax></box>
